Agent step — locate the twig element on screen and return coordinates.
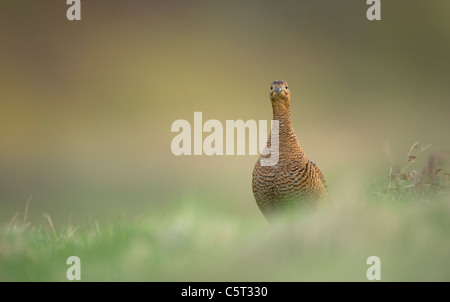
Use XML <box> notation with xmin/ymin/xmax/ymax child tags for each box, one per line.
<box><xmin>387</xmin><ymin>166</ymin><xmax>393</xmax><ymax>193</ymax></box>
<box><xmin>406</xmin><ymin>142</ymin><xmax>419</xmax><ymax>161</ymax></box>
<box><xmin>43</xmin><ymin>213</ymin><xmax>57</xmax><ymax>237</ymax></box>
<box><xmin>399</xmin><ymin>142</ymin><xmax>431</xmax><ymax>175</ymax></box>
<box><xmin>23</xmin><ymin>195</ymin><xmax>32</xmax><ymax>225</ymax></box>
<box><xmin>67</xmin><ymin>226</ymin><xmax>80</xmax><ymax>239</ymax></box>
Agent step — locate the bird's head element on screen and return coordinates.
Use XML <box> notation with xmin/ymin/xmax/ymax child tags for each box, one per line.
<box><xmin>269</xmin><ymin>80</ymin><xmax>290</xmax><ymax>106</ymax></box>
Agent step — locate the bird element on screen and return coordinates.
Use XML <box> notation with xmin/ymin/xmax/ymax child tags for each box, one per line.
<box><xmin>252</xmin><ymin>80</ymin><xmax>328</xmax><ymax>219</ymax></box>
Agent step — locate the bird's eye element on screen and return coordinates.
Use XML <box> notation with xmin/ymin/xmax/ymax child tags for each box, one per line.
<box><xmin>285</xmin><ymin>86</ymin><xmax>288</xmax><ymax>89</ymax></box>
<box><xmin>270</xmin><ymin>86</ymin><xmax>273</xmax><ymax>90</ymax></box>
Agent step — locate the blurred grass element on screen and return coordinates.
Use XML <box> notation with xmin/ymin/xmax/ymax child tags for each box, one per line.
<box><xmin>1</xmin><ymin>179</ymin><xmax>449</xmax><ymax>282</ymax></box>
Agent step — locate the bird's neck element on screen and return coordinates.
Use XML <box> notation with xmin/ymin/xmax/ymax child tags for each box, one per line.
<box><xmin>270</xmin><ymin>100</ymin><xmax>305</xmax><ymax>158</ymax></box>
<box><xmin>272</xmin><ymin>102</ymin><xmax>293</xmax><ymax>128</ymax></box>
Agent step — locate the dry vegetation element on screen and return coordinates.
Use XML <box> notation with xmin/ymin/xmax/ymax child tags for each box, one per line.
<box><xmin>387</xmin><ymin>142</ymin><xmax>449</xmax><ymax>198</ymax></box>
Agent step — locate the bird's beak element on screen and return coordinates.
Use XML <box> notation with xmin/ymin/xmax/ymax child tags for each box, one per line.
<box><xmin>275</xmin><ymin>87</ymin><xmax>281</xmax><ymax>93</ymax></box>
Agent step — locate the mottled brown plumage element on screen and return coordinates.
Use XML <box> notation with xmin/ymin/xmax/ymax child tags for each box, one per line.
<box><xmin>252</xmin><ymin>80</ymin><xmax>328</xmax><ymax>219</ymax></box>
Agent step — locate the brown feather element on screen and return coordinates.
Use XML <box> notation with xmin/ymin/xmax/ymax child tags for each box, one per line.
<box><xmin>252</xmin><ymin>80</ymin><xmax>328</xmax><ymax>219</ymax></box>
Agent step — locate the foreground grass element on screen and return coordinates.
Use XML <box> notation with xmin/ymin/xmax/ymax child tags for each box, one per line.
<box><xmin>1</xmin><ymin>187</ymin><xmax>449</xmax><ymax>281</ymax></box>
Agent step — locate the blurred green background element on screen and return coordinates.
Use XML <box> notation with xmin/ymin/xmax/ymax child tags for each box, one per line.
<box><xmin>1</xmin><ymin>0</ymin><xmax>449</xmax><ymax>219</ymax></box>
<box><xmin>0</xmin><ymin>1</ymin><xmax>450</xmax><ymax>281</ymax></box>
<box><xmin>1</xmin><ymin>0</ymin><xmax>449</xmax><ymax>221</ymax></box>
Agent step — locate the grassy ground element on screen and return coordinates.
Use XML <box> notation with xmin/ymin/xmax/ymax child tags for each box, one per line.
<box><xmin>1</xmin><ymin>175</ymin><xmax>449</xmax><ymax>282</ymax></box>
<box><xmin>1</xmin><ymin>1</ymin><xmax>449</xmax><ymax>283</ymax></box>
